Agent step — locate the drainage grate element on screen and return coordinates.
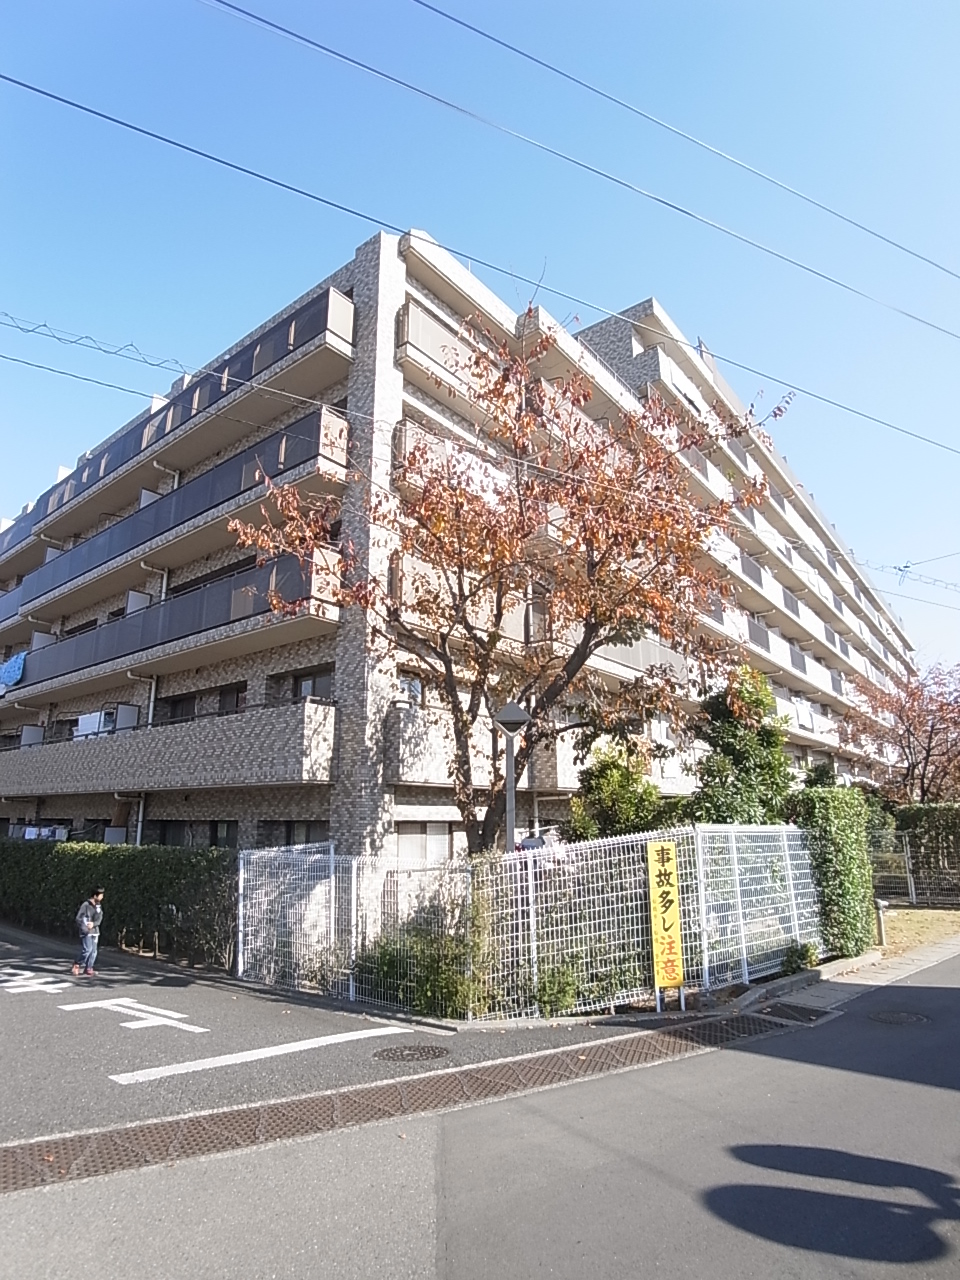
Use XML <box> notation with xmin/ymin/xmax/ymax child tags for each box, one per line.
<box><xmin>373</xmin><ymin>1044</ymin><xmax>451</xmax><ymax>1062</ymax></box>
<box><xmin>868</xmin><ymin>1011</ymin><xmax>929</xmax><ymax>1026</ymax></box>
<box><xmin>0</xmin><ymin>1013</ymin><xmax>781</xmax><ymax>1195</ymax></box>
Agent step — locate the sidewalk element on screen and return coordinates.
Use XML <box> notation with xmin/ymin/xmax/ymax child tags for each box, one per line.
<box><xmin>741</xmin><ymin>932</ymin><xmax>960</xmax><ymax>1014</ymax></box>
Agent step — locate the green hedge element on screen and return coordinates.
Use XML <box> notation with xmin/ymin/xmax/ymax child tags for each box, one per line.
<box><xmin>796</xmin><ymin>787</ymin><xmax>875</xmax><ymax>958</ymax></box>
<box><xmin>895</xmin><ymin>804</ymin><xmax>960</xmax><ymax>869</ymax></box>
<box><xmin>0</xmin><ymin>838</ymin><xmax>237</xmax><ymax>969</ymax></box>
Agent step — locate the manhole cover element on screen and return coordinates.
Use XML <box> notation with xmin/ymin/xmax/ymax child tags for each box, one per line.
<box><xmin>868</xmin><ymin>1011</ymin><xmax>928</xmax><ymax>1026</ymax></box>
<box><xmin>373</xmin><ymin>1043</ymin><xmax>451</xmax><ymax>1062</ymax></box>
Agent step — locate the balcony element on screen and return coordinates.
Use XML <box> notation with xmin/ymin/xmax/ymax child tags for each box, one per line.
<box><xmin>0</xmin><ymin>699</ymin><xmax>337</xmax><ymax>798</ymax></box>
<box><xmin>14</xmin><ymin>288</ymin><xmax>354</xmax><ymax>550</ymax></box>
<box><xmin>385</xmin><ymin>703</ymin><xmax>540</xmax><ymax>790</ymax></box>
<box><xmin>19</xmin><ymin>409</ymin><xmax>347</xmax><ymax>618</ymax></box>
<box><xmin>5</xmin><ymin>553</ymin><xmax>339</xmax><ymax>704</ymax></box>
<box><xmin>395</xmin><ymin>301</ymin><xmax>472</xmax><ymax>410</ymax></box>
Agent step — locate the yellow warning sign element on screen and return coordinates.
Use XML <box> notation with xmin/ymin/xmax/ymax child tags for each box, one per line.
<box><xmin>647</xmin><ymin>840</ymin><xmax>684</xmax><ymax>989</ymax></box>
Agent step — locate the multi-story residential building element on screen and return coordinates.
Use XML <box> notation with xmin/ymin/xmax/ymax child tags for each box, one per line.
<box><xmin>0</xmin><ymin>230</ymin><xmax>915</xmax><ymax>855</ymax></box>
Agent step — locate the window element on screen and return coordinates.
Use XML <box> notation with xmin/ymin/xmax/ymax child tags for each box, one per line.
<box><xmin>286</xmin><ymin>820</ymin><xmax>329</xmax><ymax>846</ymax></box>
<box><xmin>167</xmin><ymin>554</ymin><xmax>257</xmax><ymax>598</ymax></box>
<box><xmin>157</xmin><ymin>694</ymin><xmax>197</xmax><ymax>724</ymax></box>
<box><xmin>387</xmin><ymin>551</ymin><xmax>403</xmax><ymax>605</ymax></box>
<box><xmin>398</xmin><ymin>670</ymin><xmax>424</xmax><ymax>706</ymax></box>
<box><xmin>296</xmin><ymin>666</ymin><xmax>334</xmax><ymax>701</ymax></box>
<box><xmin>396</xmin><ymin>821</ymin><xmax>451</xmax><ymax>867</ymax></box>
<box><xmin>61</xmin><ymin>618</ymin><xmax>97</xmax><ymax>638</ymax></box>
<box><xmin>209</xmin><ymin>820</ymin><xmax>239</xmax><ymax>849</ymax></box>
<box><xmin>159</xmin><ymin>820</ymin><xmax>187</xmax><ymax>847</ymax></box>
<box><xmin>218</xmin><ymin>683</ymin><xmax>247</xmax><ymax>716</ymax></box>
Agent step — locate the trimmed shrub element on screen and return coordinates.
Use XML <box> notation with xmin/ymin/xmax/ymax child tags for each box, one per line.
<box><xmin>896</xmin><ymin>803</ymin><xmax>960</xmax><ymax>870</ymax></box>
<box><xmin>795</xmin><ymin>788</ymin><xmax>875</xmax><ymax>958</ymax></box>
<box><xmin>0</xmin><ymin>838</ymin><xmax>237</xmax><ymax>969</ymax></box>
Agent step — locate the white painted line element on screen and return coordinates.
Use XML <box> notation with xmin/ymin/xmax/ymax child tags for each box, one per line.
<box><xmin>58</xmin><ymin>996</ymin><xmax>209</xmax><ymax>1033</ymax></box>
<box><xmin>59</xmin><ymin>997</ymin><xmax>188</xmax><ymax>1017</ymax></box>
<box><xmin>0</xmin><ymin>967</ymin><xmax>72</xmax><ymax>994</ymax></box>
<box><xmin>109</xmin><ymin>1025</ymin><xmax>411</xmax><ymax>1085</ymax></box>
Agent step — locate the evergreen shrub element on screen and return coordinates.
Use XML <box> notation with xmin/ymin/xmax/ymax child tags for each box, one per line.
<box><xmin>0</xmin><ymin>838</ymin><xmax>237</xmax><ymax>969</ymax></box>
<box><xmin>795</xmin><ymin>788</ymin><xmax>875</xmax><ymax>958</ymax></box>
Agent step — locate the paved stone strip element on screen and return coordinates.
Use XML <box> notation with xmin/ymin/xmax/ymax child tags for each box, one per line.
<box><xmin>0</xmin><ymin>1014</ymin><xmax>779</xmax><ymax>1195</ymax></box>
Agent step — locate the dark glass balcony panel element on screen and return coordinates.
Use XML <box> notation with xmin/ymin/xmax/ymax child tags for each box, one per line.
<box><xmin>20</xmin><ymin>556</ymin><xmax>310</xmax><ymax>688</ymax></box>
<box><xmin>24</xmin><ymin>288</ymin><xmax>350</xmax><ymax>529</ymax></box>
<box><xmin>790</xmin><ymin>647</ymin><xmax>807</xmax><ymax>674</ymax></box>
<box><xmin>0</xmin><ymin>582</ymin><xmax>23</xmax><ymax>625</ymax></box>
<box><xmin>740</xmin><ymin>552</ymin><xmax>763</xmax><ymax>588</ymax></box>
<box><xmin>782</xmin><ymin>588</ymin><xmax>800</xmax><ymax>618</ymax></box>
<box><xmin>292</xmin><ymin>295</ymin><xmax>331</xmax><ymax>350</ymax></box>
<box><xmin>0</xmin><ymin>508</ymin><xmax>38</xmax><ymax>559</ymax></box>
<box><xmin>20</xmin><ymin>414</ymin><xmax>329</xmax><ymax>605</ymax></box>
<box><xmin>747</xmin><ymin>617</ymin><xmax>770</xmax><ymax>651</ymax></box>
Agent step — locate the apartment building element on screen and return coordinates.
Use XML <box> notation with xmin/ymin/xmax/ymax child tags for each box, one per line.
<box><xmin>0</xmin><ymin>229</ymin><xmax>915</xmax><ymax>855</ymax></box>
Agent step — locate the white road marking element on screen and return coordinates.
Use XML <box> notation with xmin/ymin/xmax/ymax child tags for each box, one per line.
<box><xmin>0</xmin><ymin>967</ymin><xmax>71</xmax><ymax>994</ymax></box>
<box><xmin>58</xmin><ymin>996</ymin><xmax>209</xmax><ymax>1033</ymax></box>
<box><xmin>109</xmin><ymin>1025</ymin><xmax>411</xmax><ymax>1085</ymax></box>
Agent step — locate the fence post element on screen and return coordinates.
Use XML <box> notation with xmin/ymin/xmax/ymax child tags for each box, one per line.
<box><xmin>328</xmin><ymin>841</ymin><xmax>337</xmax><ymax>946</ymax></box>
<box><xmin>694</xmin><ymin>828</ymin><xmax>710</xmax><ymax>991</ymax></box>
<box><xmin>781</xmin><ymin>829</ymin><xmax>801</xmax><ymax>942</ymax></box>
<box><xmin>726</xmin><ymin>827</ymin><xmax>750</xmax><ymax>987</ymax></box>
<box><xmin>236</xmin><ymin>851</ymin><xmax>245</xmax><ymax>979</ymax></box>
<box><xmin>526</xmin><ymin>844</ymin><xmax>539</xmax><ymax>1001</ymax></box>
<box><xmin>903</xmin><ymin>833</ymin><xmax>917</xmax><ymax>906</ymax></box>
<box><xmin>349</xmin><ymin>855</ymin><xmax>358</xmax><ymax>1002</ymax></box>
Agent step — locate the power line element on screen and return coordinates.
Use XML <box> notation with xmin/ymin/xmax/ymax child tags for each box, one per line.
<box><xmin>0</xmin><ymin>350</ymin><xmax>154</xmax><ymax>398</ymax></box>
<box><xmin>1</xmin><ymin>69</ymin><xmax>959</xmax><ymax>466</ymax></box>
<box><xmin>904</xmin><ymin>549</ymin><xmax>960</xmax><ymax>567</ymax></box>
<box><xmin>881</xmin><ymin>589</ymin><xmax>960</xmax><ymax>615</ymax></box>
<box><xmin>409</xmin><ymin>0</ymin><xmax>960</xmax><ymax>286</ymax></box>
<box><xmin>198</xmin><ymin>1</ymin><xmax>960</xmax><ymax>348</ymax></box>
<box><xmin>854</xmin><ymin>559</ymin><xmax>960</xmax><ymax>594</ymax></box>
<box><xmin>3</xmin><ymin>342</ymin><xmax>912</xmax><ymax>664</ymax></box>
<box><xmin>0</xmin><ymin>312</ymin><xmax>186</xmax><ymax>375</ymax></box>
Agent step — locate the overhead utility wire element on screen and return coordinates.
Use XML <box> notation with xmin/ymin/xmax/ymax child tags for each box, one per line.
<box><xmin>1</xmin><ymin>70</ymin><xmax>958</xmax><ymax>464</ymax></box>
<box><xmin>410</xmin><ymin>0</ymin><xmax>960</xmax><ymax>285</ymax></box>
<box><xmin>200</xmin><ymin>0</ymin><xmax>960</xmax><ymax>348</ymax></box>
<box><xmin>11</xmin><ymin>340</ymin><xmax>943</xmax><ymax>642</ymax></box>
<box><xmin>0</xmin><ymin>311</ymin><xmax>186</xmax><ymax>375</ymax></box>
<box><xmin>854</xmin><ymin>559</ymin><xmax>960</xmax><ymax>594</ymax></box>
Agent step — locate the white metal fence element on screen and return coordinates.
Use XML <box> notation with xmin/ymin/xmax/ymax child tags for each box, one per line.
<box><xmin>869</xmin><ymin>830</ymin><xmax>960</xmax><ymax>907</ymax></box>
<box><xmin>237</xmin><ymin>824</ymin><xmax>823</xmax><ymax>1020</ymax></box>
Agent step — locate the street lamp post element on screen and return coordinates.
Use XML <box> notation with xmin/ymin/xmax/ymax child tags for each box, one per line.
<box><xmin>493</xmin><ymin>700</ymin><xmax>531</xmax><ymax>855</ymax></box>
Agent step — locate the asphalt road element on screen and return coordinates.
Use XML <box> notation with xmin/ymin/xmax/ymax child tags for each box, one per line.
<box><xmin>0</xmin><ymin>926</ymin><xmax>648</xmax><ymax>1142</ymax></box>
<box><xmin>2</xmin><ymin>929</ymin><xmax>959</xmax><ymax>1278</ymax></box>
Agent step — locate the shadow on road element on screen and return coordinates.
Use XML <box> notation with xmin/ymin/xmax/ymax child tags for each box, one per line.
<box><xmin>704</xmin><ymin>1145</ymin><xmax>960</xmax><ymax>1262</ymax></box>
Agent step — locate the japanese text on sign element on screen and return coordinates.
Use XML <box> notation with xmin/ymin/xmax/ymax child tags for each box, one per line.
<box><xmin>647</xmin><ymin>840</ymin><xmax>684</xmax><ymax>989</ymax></box>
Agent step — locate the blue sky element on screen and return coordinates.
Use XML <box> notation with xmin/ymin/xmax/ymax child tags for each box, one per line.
<box><xmin>2</xmin><ymin>0</ymin><xmax>959</xmax><ymax>664</ymax></box>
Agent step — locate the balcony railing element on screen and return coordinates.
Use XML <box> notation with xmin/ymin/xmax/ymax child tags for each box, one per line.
<box><xmin>17</xmin><ymin>554</ymin><xmax>330</xmax><ymax>690</ymax></box>
<box><xmin>4</xmin><ymin>288</ymin><xmax>352</xmax><ymax>549</ymax></box>
<box><xmin>0</xmin><ymin>698</ymin><xmax>338</xmax><ymax>794</ymax></box>
<box><xmin>19</xmin><ymin>410</ymin><xmax>346</xmax><ymax>607</ymax></box>
<box><xmin>0</xmin><ymin>582</ymin><xmax>22</xmax><ymax>626</ymax></box>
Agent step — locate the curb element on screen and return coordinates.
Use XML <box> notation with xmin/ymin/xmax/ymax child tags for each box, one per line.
<box><xmin>731</xmin><ymin>949</ymin><xmax>884</xmax><ymax>1012</ymax></box>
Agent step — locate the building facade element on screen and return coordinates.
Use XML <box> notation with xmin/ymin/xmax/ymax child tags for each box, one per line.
<box><xmin>0</xmin><ymin>230</ymin><xmax>915</xmax><ymax>854</ymax></box>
